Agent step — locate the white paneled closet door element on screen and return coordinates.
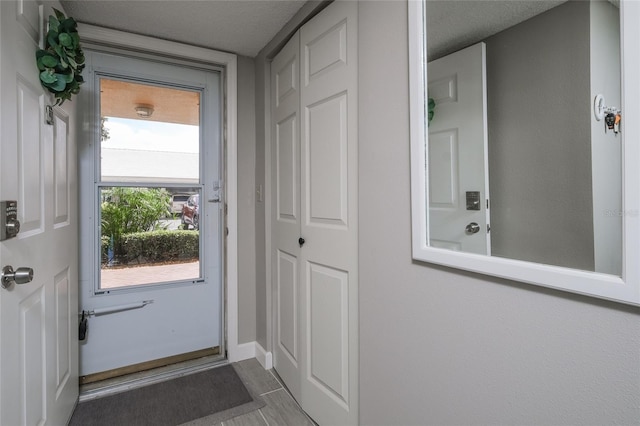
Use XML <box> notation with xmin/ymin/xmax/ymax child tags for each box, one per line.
<box><xmin>271</xmin><ymin>1</ymin><xmax>358</xmax><ymax>425</ymax></box>
<box><xmin>271</xmin><ymin>28</ymin><xmax>302</xmax><ymax>403</ymax></box>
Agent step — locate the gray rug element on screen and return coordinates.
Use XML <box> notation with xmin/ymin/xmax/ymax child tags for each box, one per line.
<box><xmin>69</xmin><ymin>364</ymin><xmax>264</xmax><ymax>426</ymax></box>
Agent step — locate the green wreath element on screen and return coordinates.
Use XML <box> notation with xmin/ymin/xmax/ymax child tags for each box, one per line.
<box><xmin>428</xmin><ymin>97</ymin><xmax>436</xmax><ymax>126</ymax></box>
<box><xmin>35</xmin><ymin>8</ymin><xmax>85</xmax><ymax>106</ymax></box>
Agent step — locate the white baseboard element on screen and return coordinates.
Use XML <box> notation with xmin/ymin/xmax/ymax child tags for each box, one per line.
<box><xmin>255</xmin><ymin>342</ymin><xmax>273</xmax><ymax>369</ymax></box>
<box><xmin>231</xmin><ymin>342</ymin><xmax>257</xmax><ymax>362</ymax></box>
<box><xmin>230</xmin><ymin>341</ymin><xmax>272</xmax><ymax>370</ymax></box>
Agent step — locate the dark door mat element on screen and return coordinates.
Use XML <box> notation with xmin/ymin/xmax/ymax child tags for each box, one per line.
<box><xmin>69</xmin><ymin>364</ymin><xmax>264</xmax><ymax>426</ymax></box>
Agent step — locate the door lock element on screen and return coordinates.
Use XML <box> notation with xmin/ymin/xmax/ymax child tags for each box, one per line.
<box><xmin>1</xmin><ymin>265</ymin><xmax>34</xmax><ymax>289</ymax></box>
<box><xmin>465</xmin><ymin>222</ymin><xmax>481</xmax><ymax>234</ymax></box>
<box><xmin>0</xmin><ymin>201</ymin><xmax>20</xmax><ymax>241</ymax></box>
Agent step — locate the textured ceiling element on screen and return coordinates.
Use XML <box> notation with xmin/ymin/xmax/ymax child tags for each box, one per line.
<box><xmin>60</xmin><ymin>0</ymin><xmax>571</xmax><ymax>60</ymax></box>
<box><xmin>427</xmin><ymin>0</ymin><xmax>568</xmax><ymax>61</ymax></box>
<box><xmin>59</xmin><ymin>0</ymin><xmax>308</xmax><ymax>58</ymax></box>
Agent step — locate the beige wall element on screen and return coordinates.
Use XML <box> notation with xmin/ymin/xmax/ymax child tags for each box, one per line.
<box><xmin>358</xmin><ymin>1</ymin><xmax>640</xmax><ymax>424</ymax></box>
<box><xmin>237</xmin><ymin>55</ymin><xmax>257</xmax><ymax>343</ymax></box>
<box><xmin>486</xmin><ymin>1</ymin><xmax>594</xmax><ymax>270</ymax></box>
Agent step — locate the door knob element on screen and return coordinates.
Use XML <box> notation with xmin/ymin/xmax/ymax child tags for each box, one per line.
<box><xmin>298</xmin><ymin>237</ymin><xmax>305</xmax><ymax>247</ymax></box>
<box><xmin>465</xmin><ymin>222</ymin><xmax>480</xmax><ymax>234</ymax></box>
<box><xmin>1</xmin><ymin>265</ymin><xmax>34</xmax><ymax>289</ymax></box>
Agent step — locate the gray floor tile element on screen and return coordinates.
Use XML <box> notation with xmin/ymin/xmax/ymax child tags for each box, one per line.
<box><xmin>233</xmin><ymin>359</ymin><xmax>282</xmax><ymax>395</ymax></box>
<box><xmin>260</xmin><ymin>389</ymin><xmax>315</xmax><ymax>426</ymax></box>
<box><xmin>223</xmin><ymin>411</ymin><xmax>267</xmax><ymax>426</ymax></box>
<box><xmin>179</xmin><ymin>417</ymin><xmax>221</xmax><ymax>426</ymax></box>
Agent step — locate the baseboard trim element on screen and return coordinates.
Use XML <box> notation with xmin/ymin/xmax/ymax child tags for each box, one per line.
<box><xmin>232</xmin><ymin>341</ymin><xmax>272</xmax><ymax>369</ymax></box>
<box><xmin>255</xmin><ymin>342</ymin><xmax>273</xmax><ymax>369</ymax></box>
<box><xmin>232</xmin><ymin>342</ymin><xmax>257</xmax><ymax>362</ymax></box>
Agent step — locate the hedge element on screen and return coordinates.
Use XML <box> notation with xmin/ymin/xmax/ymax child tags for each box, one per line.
<box><xmin>101</xmin><ymin>235</ymin><xmax>109</xmax><ymax>264</ymax></box>
<box><xmin>102</xmin><ymin>230</ymin><xmax>199</xmax><ymax>265</ymax></box>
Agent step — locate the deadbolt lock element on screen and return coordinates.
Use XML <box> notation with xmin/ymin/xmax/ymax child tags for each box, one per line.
<box><xmin>0</xmin><ymin>201</ymin><xmax>20</xmax><ymax>241</ymax></box>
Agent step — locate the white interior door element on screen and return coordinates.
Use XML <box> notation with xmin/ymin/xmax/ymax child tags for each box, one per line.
<box><xmin>0</xmin><ymin>1</ymin><xmax>79</xmax><ymax>425</ymax></box>
<box><xmin>428</xmin><ymin>42</ymin><xmax>491</xmax><ymax>255</ymax></box>
<box><xmin>78</xmin><ymin>51</ymin><xmax>223</xmax><ymax>376</ymax></box>
<box><xmin>272</xmin><ymin>1</ymin><xmax>358</xmax><ymax>424</ymax></box>
<box><xmin>271</xmin><ymin>31</ymin><xmax>302</xmax><ymax>401</ymax></box>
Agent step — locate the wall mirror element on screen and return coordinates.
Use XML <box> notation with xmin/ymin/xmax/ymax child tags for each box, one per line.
<box><xmin>409</xmin><ymin>0</ymin><xmax>640</xmax><ymax>305</ymax></box>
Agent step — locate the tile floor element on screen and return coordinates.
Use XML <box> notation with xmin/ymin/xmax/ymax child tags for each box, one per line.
<box><xmin>209</xmin><ymin>359</ymin><xmax>316</xmax><ymax>426</ymax></box>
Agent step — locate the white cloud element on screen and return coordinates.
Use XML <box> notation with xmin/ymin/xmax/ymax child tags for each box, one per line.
<box><xmin>102</xmin><ymin>117</ymin><xmax>199</xmax><ymax>154</ymax></box>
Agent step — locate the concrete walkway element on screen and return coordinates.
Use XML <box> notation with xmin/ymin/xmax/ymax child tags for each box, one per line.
<box><xmin>101</xmin><ymin>261</ymin><xmax>200</xmax><ymax>288</ymax></box>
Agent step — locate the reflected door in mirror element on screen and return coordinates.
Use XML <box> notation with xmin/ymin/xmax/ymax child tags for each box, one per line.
<box><xmin>428</xmin><ymin>42</ymin><xmax>490</xmax><ymax>255</ymax></box>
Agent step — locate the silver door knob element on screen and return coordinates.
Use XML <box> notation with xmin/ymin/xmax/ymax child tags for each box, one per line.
<box><xmin>1</xmin><ymin>265</ymin><xmax>34</xmax><ymax>289</ymax></box>
<box><xmin>5</xmin><ymin>218</ymin><xmax>20</xmax><ymax>236</ymax></box>
<box><xmin>465</xmin><ymin>222</ymin><xmax>480</xmax><ymax>234</ymax></box>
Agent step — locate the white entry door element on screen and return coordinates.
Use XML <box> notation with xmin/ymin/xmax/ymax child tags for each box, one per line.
<box><xmin>428</xmin><ymin>42</ymin><xmax>491</xmax><ymax>255</ymax></box>
<box><xmin>0</xmin><ymin>1</ymin><xmax>79</xmax><ymax>425</ymax></box>
<box><xmin>272</xmin><ymin>1</ymin><xmax>358</xmax><ymax>424</ymax></box>
<box><xmin>78</xmin><ymin>51</ymin><xmax>223</xmax><ymax>377</ymax></box>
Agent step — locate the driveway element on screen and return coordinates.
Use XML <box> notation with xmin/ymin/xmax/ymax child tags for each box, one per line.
<box><xmin>101</xmin><ymin>261</ymin><xmax>200</xmax><ymax>288</ymax></box>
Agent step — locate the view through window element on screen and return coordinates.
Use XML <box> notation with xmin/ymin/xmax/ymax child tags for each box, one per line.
<box><xmin>99</xmin><ymin>78</ymin><xmax>202</xmax><ymax>288</ymax></box>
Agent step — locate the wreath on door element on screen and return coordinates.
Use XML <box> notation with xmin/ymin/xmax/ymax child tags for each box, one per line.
<box><xmin>35</xmin><ymin>8</ymin><xmax>85</xmax><ymax>106</ymax></box>
<box><xmin>428</xmin><ymin>97</ymin><xmax>436</xmax><ymax>125</ymax></box>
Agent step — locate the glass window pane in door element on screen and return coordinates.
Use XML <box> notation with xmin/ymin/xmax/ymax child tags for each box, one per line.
<box><xmin>98</xmin><ymin>78</ymin><xmax>202</xmax><ymax>289</ymax></box>
<box><xmin>99</xmin><ymin>78</ymin><xmax>200</xmax><ymax>184</ymax></box>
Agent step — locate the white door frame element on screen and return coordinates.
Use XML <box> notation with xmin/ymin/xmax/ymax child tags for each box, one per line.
<box><xmin>76</xmin><ymin>24</ymin><xmax>242</xmax><ymax>361</ymax></box>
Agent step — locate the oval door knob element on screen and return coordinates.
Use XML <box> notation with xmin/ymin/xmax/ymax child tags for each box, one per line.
<box><xmin>1</xmin><ymin>265</ymin><xmax>34</xmax><ymax>289</ymax></box>
<box><xmin>298</xmin><ymin>237</ymin><xmax>305</xmax><ymax>247</ymax></box>
<box><xmin>465</xmin><ymin>222</ymin><xmax>480</xmax><ymax>234</ymax></box>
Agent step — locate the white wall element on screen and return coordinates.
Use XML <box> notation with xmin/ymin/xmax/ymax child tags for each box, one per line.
<box><xmin>358</xmin><ymin>1</ymin><xmax>640</xmax><ymax>424</ymax></box>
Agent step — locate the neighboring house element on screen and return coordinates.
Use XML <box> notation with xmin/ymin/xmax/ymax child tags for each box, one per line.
<box><xmin>1</xmin><ymin>1</ymin><xmax>638</xmax><ymax>425</ymax></box>
<box><xmin>101</xmin><ymin>148</ymin><xmax>199</xmax><ymax>183</ymax></box>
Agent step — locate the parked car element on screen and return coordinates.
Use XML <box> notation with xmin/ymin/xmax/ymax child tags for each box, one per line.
<box><xmin>171</xmin><ymin>193</ymin><xmax>192</xmax><ymax>214</ymax></box>
<box><xmin>181</xmin><ymin>194</ymin><xmax>199</xmax><ymax>230</ymax></box>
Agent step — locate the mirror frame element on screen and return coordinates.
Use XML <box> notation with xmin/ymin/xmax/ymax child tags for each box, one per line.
<box><xmin>408</xmin><ymin>0</ymin><xmax>640</xmax><ymax>305</ymax></box>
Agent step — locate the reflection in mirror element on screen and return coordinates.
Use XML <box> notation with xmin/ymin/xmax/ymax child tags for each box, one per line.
<box><xmin>426</xmin><ymin>0</ymin><xmax>622</xmax><ymax>275</ymax></box>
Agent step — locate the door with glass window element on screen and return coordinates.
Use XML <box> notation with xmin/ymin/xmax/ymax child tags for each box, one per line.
<box><xmin>78</xmin><ymin>51</ymin><xmax>223</xmax><ymax>379</ymax></box>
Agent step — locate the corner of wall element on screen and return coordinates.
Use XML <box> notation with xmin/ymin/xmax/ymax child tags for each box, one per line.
<box><xmin>230</xmin><ymin>341</ymin><xmax>273</xmax><ymax>370</ymax></box>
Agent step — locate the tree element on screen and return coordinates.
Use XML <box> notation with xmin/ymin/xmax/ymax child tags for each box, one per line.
<box><xmin>101</xmin><ymin>187</ymin><xmax>170</xmax><ymax>260</ymax></box>
<box><xmin>101</xmin><ymin>117</ymin><xmax>110</xmax><ymax>142</ymax></box>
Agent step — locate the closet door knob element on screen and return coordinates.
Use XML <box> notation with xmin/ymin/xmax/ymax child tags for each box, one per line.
<box><xmin>298</xmin><ymin>237</ymin><xmax>305</xmax><ymax>247</ymax></box>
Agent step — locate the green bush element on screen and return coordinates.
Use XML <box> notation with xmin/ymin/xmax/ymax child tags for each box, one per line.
<box><xmin>101</xmin><ymin>187</ymin><xmax>171</xmax><ymax>257</ymax></box>
<box><xmin>101</xmin><ymin>235</ymin><xmax>109</xmax><ymax>263</ymax></box>
<box><xmin>122</xmin><ymin>230</ymin><xmax>199</xmax><ymax>264</ymax></box>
